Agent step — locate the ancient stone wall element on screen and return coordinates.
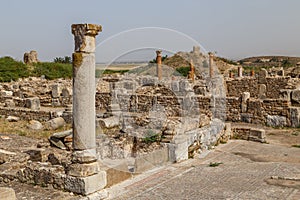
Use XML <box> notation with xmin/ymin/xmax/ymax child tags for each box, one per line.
<box><xmin>225</xmin><ymin>70</ymin><xmax>300</xmax><ymax>127</ymax></box>
<box><xmin>0</xmin><ymin>107</ymin><xmax>60</xmax><ymax>121</ymax></box>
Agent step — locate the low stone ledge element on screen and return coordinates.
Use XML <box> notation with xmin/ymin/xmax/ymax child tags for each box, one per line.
<box><xmin>232</xmin><ymin>127</ymin><xmax>266</xmax><ymax>143</ymax></box>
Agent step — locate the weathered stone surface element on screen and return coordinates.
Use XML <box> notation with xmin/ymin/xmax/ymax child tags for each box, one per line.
<box><xmin>23</xmin><ymin>50</ymin><xmax>39</xmax><ymax>65</ymax></box>
<box><xmin>4</xmin><ymin>99</ymin><xmax>15</xmax><ymax>108</ymax></box>
<box><xmin>25</xmin><ymin>148</ymin><xmax>47</xmax><ymax>162</ymax></box>
<box><xmin>6</xmin><ymin>116</ymin><xmax>19</xmax><ymax>122</ymax></box>
<box><xmin>45</xmin><ymin>117</ymin><xmax>66</xmax><ymax>130</ymax></box>
<box><xmin>134</xmin><ymin>148</ymin><xmax>169</xmax><ymax>173</ymax></box>
<box><xmin>258</xmin><ymin>69</ymin><xmax>268</xmax><ymax>84</ymax></box>
<box><xmin>0</xmin><ymin>187</ymin><xmax>16</xmax><ymax>200</ymax></box>
<box><xmin>27</xmin><ymin>120</ymin><xmax>43</xmax><ymax>130</ymax></box>
<box><xmin>71</xmin><ymin>24</ymin><xmax>102</xmax><ymax>53</ymax></box>
<box><xmin>249</xmin><ymin>129</ymin><xmax>266</xmax><ymax>143</ymax></box>
<box><xmin>258</xmin><ymin>84</ymin><xmax>267</xmax><ymax>99</ymax></box>
<box><xmin>52</xmin><ymin>129</ymin><xmax>72</xmax><ymax>138</ymax></box>
<box><xmin>241</xmin><ymin>92</ymin><xmax>250</xmax><ymax>112</ymax></box>
<box><xmin>67</xmin><ymin>162</ymin><xmax>100</xmax><ymax>177</ymax></box>
<box><xmin>51</xmin><ymin>84</ymin><xmax>61</xmax><ymax>98</ymax></box>
<box><xmin>64</xmin><ymin>171</ymin><xmax>106</xmax><ymax>195</ymax></box>
<box><xmin>266</xmin><ymin>115</ymin><xmax>287</xmax><ymax>127</ymax></box>
<box><xmin>72</xmin><ymin>150</ymin><xmax>97</xmax><ymax>164</ymax></box>
<box><xmin>25</xmin><ymin>97</ymin><xmax>40</xmax><ymax>110</ymax></box>
<box><xmin>291</xmin><ymin>89</ymin><xmax>300</xmax><ymax>104</ymax></box>
<box><xmin>199</xmin><ymin>114</ymin><xmax>210</xmax><ymax>128</ymax></box>
<box><xmin>289</xmin><ymin>107</ymin><xmax>300</xmax><ymax>127</ymax></box>
<box><xmin>49</xmin><ymin>137</ymin><xmax>66</xmax><ymax>150</ymax></box>
<box><xmin>98</xmin><ymin>117</ymin><xmax>119</xmax><ymax>129</ymax></box>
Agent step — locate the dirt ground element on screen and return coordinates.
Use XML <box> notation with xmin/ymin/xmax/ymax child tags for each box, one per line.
<box><xmin>0</xmin><ymin>120</ymin><xmax>300</xmax><ymax>199</ymax></box>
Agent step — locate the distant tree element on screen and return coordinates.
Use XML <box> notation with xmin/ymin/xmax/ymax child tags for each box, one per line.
<box><xmin>282</xmin><ymin>59</ymin><xmax>292</xmax><ymax>68</ymax></box>
<box><xmin>54</xmin><ymin>56</ymin><xmax>72</xmax><ymax>64</ymax></box>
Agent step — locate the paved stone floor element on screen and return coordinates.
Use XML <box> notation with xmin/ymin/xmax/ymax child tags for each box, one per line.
<box><xmin>107</xmin><ymin>140</ymin><xmax>300</xmax><ymax>200</ymax></box>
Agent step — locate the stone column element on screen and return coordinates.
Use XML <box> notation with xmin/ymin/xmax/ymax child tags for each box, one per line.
<box><xmin>156</xmin><ymin>50</ymin><xmax>162</xmax><ymax>80</ymax></box>
<box><xmin>251</xmin><ymin>69</ymin><xmax>255</xmax><ymax>77</ymax></box>
<box><xmin>238</xmin><ymin>66</ymin><xmax>243</xmax><ymax>78</ymax></box>
<box><xmin>67</xmin><ymin>24</ymin><xmax>106</xmax><ymax>195</ymax></box>
<box><xmin>188</xmin><ymin>59</ymin><xmax>195</xmax><ymax>82</ymax></box>
<box><xmin>209</xmin><ymin>52</ymin><xmax>214</xmax><ymax>78</ymax></box>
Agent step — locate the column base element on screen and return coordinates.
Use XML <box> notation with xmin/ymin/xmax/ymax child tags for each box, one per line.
<box><xmin>68</xmin><ymin>161</ymin><xmax>100</xmax><ymax>177</ymax></box>
<box><xmin>64</xmin><ymin>171</ymin><xmax>107</xmax><ymax>195</ymax></box>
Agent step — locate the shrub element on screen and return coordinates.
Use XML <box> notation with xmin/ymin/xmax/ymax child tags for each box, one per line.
<box><xmin>32</xmin><ymin>62</ymin><xmax>72</xmax><ymax>80</ymax></box>
<box><xmin>0</xmin><ymin>56</ymin><xmax>30</xmax><ymax>82</ymax></box>
<box><xmin>175</xmin><ymin>66</ymin><xmax>190</xmax><ymax>77</ymax></box>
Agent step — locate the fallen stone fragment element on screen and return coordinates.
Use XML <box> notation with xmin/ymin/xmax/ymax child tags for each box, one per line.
<box><xmin>27</xmin><ymin>120</ymin><xmax>43</xmax><ymax>130</ymax></box>
<box><xmin>45</xmin><ymin>117</ymin><xmax>66</xmax><ymax>130</ymax></box>
<box><xmin>6</xmin><ymin>116</ymin><xmax>20</xmax><ymax>122</ymax></box>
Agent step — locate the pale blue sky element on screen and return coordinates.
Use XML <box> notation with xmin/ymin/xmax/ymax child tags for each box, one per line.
<box><xmin>1</xmin><ymin>0</ymin><xmax>300</xmax><ymax>62</ymax></box>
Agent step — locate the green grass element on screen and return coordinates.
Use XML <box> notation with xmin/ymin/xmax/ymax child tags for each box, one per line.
<box><xmin>142</xmin><ymin>130</ymin><xmax>160</xmax><ymax>144</ymax></box>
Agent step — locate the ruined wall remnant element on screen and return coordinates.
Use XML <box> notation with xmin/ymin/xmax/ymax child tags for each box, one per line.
<box><xmin>225</xmin><ymin>68</ymin><xmax>300</xmax><ymax>127</ymax></box>
<box><xmin>23</xmin><ymin>50</ymin><xmax>39</xmax><ymax>65</ymax></box>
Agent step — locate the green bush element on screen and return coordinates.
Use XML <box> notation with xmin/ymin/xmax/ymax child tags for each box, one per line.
<box><xmin>175</xmin><ymin>66</ymin><xmax>190</xmax><ymax>77</ymax></box>
<box><xmin>0</xmin><ymin>57</ymin><xmax>29</xmax><ymax>82</ymax></box>
<box><xmin>32</xmin><ymin>62</ymin><xmax>72</xmax><ymax>80</ymax></box>
<box><xmin>0</xmin><ymin>57</ymin><xmax>72</xmax><ymax>82</ymax></box>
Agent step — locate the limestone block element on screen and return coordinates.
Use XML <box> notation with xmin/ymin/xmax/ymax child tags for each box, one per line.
<box><xmin>259</xmin><ymin>84</ymin><xmax>267</xmax><ymax>99</ymax></box>
<box><xmin>0</xmin><ymin>187</ymin><xmax>16</xmax><ymax>200</ymax></box>
<box><xmin>279</xmin><ymin>89</ymin><xmax>292</xmax><ymax>100</ymax></box>
<box><xmin>25</xmin><ymin>97</ymin><xmax>40</xmax><ymax>110</ymax></box>
<box><xmin>45</xmin><ymin>117</ymin><xmax>66</xmax><ymax>130</ymax></box>
<box><xmin>258</xmin><ymin>69</ymin><xmax>268</xmax><ymax>84</ymax></box>
<box><xmin>249</xmin><ymin>129</ymin><xmax>266</xmax><ymax>143</ymax></box>
<box><xmin>291</xmin><ymin>89</ymin><xmax>300</xmax><ymax>104</ymax></box>
<box><xmin>171</xmin><ymin>81</ymin><xmax>179</xmax><ymax>92</ymax></box>
<box><xmin>64</xmin><ymin>171</ymin><xmax>106</xmax><ymax>195</ymax></box>
<box><xmin>67</xmin><ymin>162</ymin><xmax>100</xmax><ymax>177</ymax></box>
<box><xmin>241</xmin><ymin>92</ymin><xmax>250</xmax><ymax>112</ymax></box>
<box><xmin>0</xmin><ymin>91</ymin><xmax>13</xmax><ymax>97</ymax></box>
<box><xmin>289</xmin><ymin>107</ymin><xmax>300</xmax><ymax>127</ymax></box>
<box><xmin>25</xmin><ymin>148</ymin><xmax>47</xmax><ymax>162</ymax></box>
<box><xmin>61</xmin><ymin>88</ymin><xmax>71</xmax><ymax>97</ymax></box>
<box><xmin>27</xmin><ymin>120</ymin><xmax>43</xmax><ymax>130</ymax></box>
<box><xmin>98</xmin><ymin>117</ymin><xmax>119</xmax><ymax>129</ymax></box>
<box><xmin>51</xmin><ymin>84</ymin><xmax>61</xmax><ymax>98</ymax></box>
<box><xmin>266</xmin><ymin>115</ymin><xmax>287</xmax><ymax>127</ymax></box>
<box><xmin>4</xmin><ymin>99</ymin><xmax>15</xmax><ymax>108</ymax></box>
<box><xmin>6</xmin><ymin>116</ymin><xmax>20</xmax><ymax>122</ymax></box>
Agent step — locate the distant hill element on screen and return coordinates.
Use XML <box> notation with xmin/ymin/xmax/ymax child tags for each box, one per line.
<box><xmin>239</xmin><ymin>56</ymin><xmax>300</xmax><ymax>68</ymax></box>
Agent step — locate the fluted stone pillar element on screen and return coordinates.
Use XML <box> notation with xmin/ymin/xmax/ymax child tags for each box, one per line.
<box><xmin>66</xmin><ymin>24</ymin><xmax>106</xmax><ymax>195</ymax></box>
<box><xmin>209</xmin><ymin>52</ymin><xmax>214</xmax><ymax>78</ymax></box>
<box><xmin>156</xmin><ymin>50</ymin><xmax>162</xmax><ymax>80</ymax></box>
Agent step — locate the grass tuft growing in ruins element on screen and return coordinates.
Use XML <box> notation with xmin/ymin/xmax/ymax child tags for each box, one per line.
<box><xmin>291</xmin><ymin>144</ymin><xmax>300</xmax><ymax>148</ymax></box>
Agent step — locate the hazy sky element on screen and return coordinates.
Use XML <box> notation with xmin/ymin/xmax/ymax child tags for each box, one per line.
<box><xmin>1</xmin><ymin>0</ymin><xmax>300</xmax><ymax>62</ymax></box>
